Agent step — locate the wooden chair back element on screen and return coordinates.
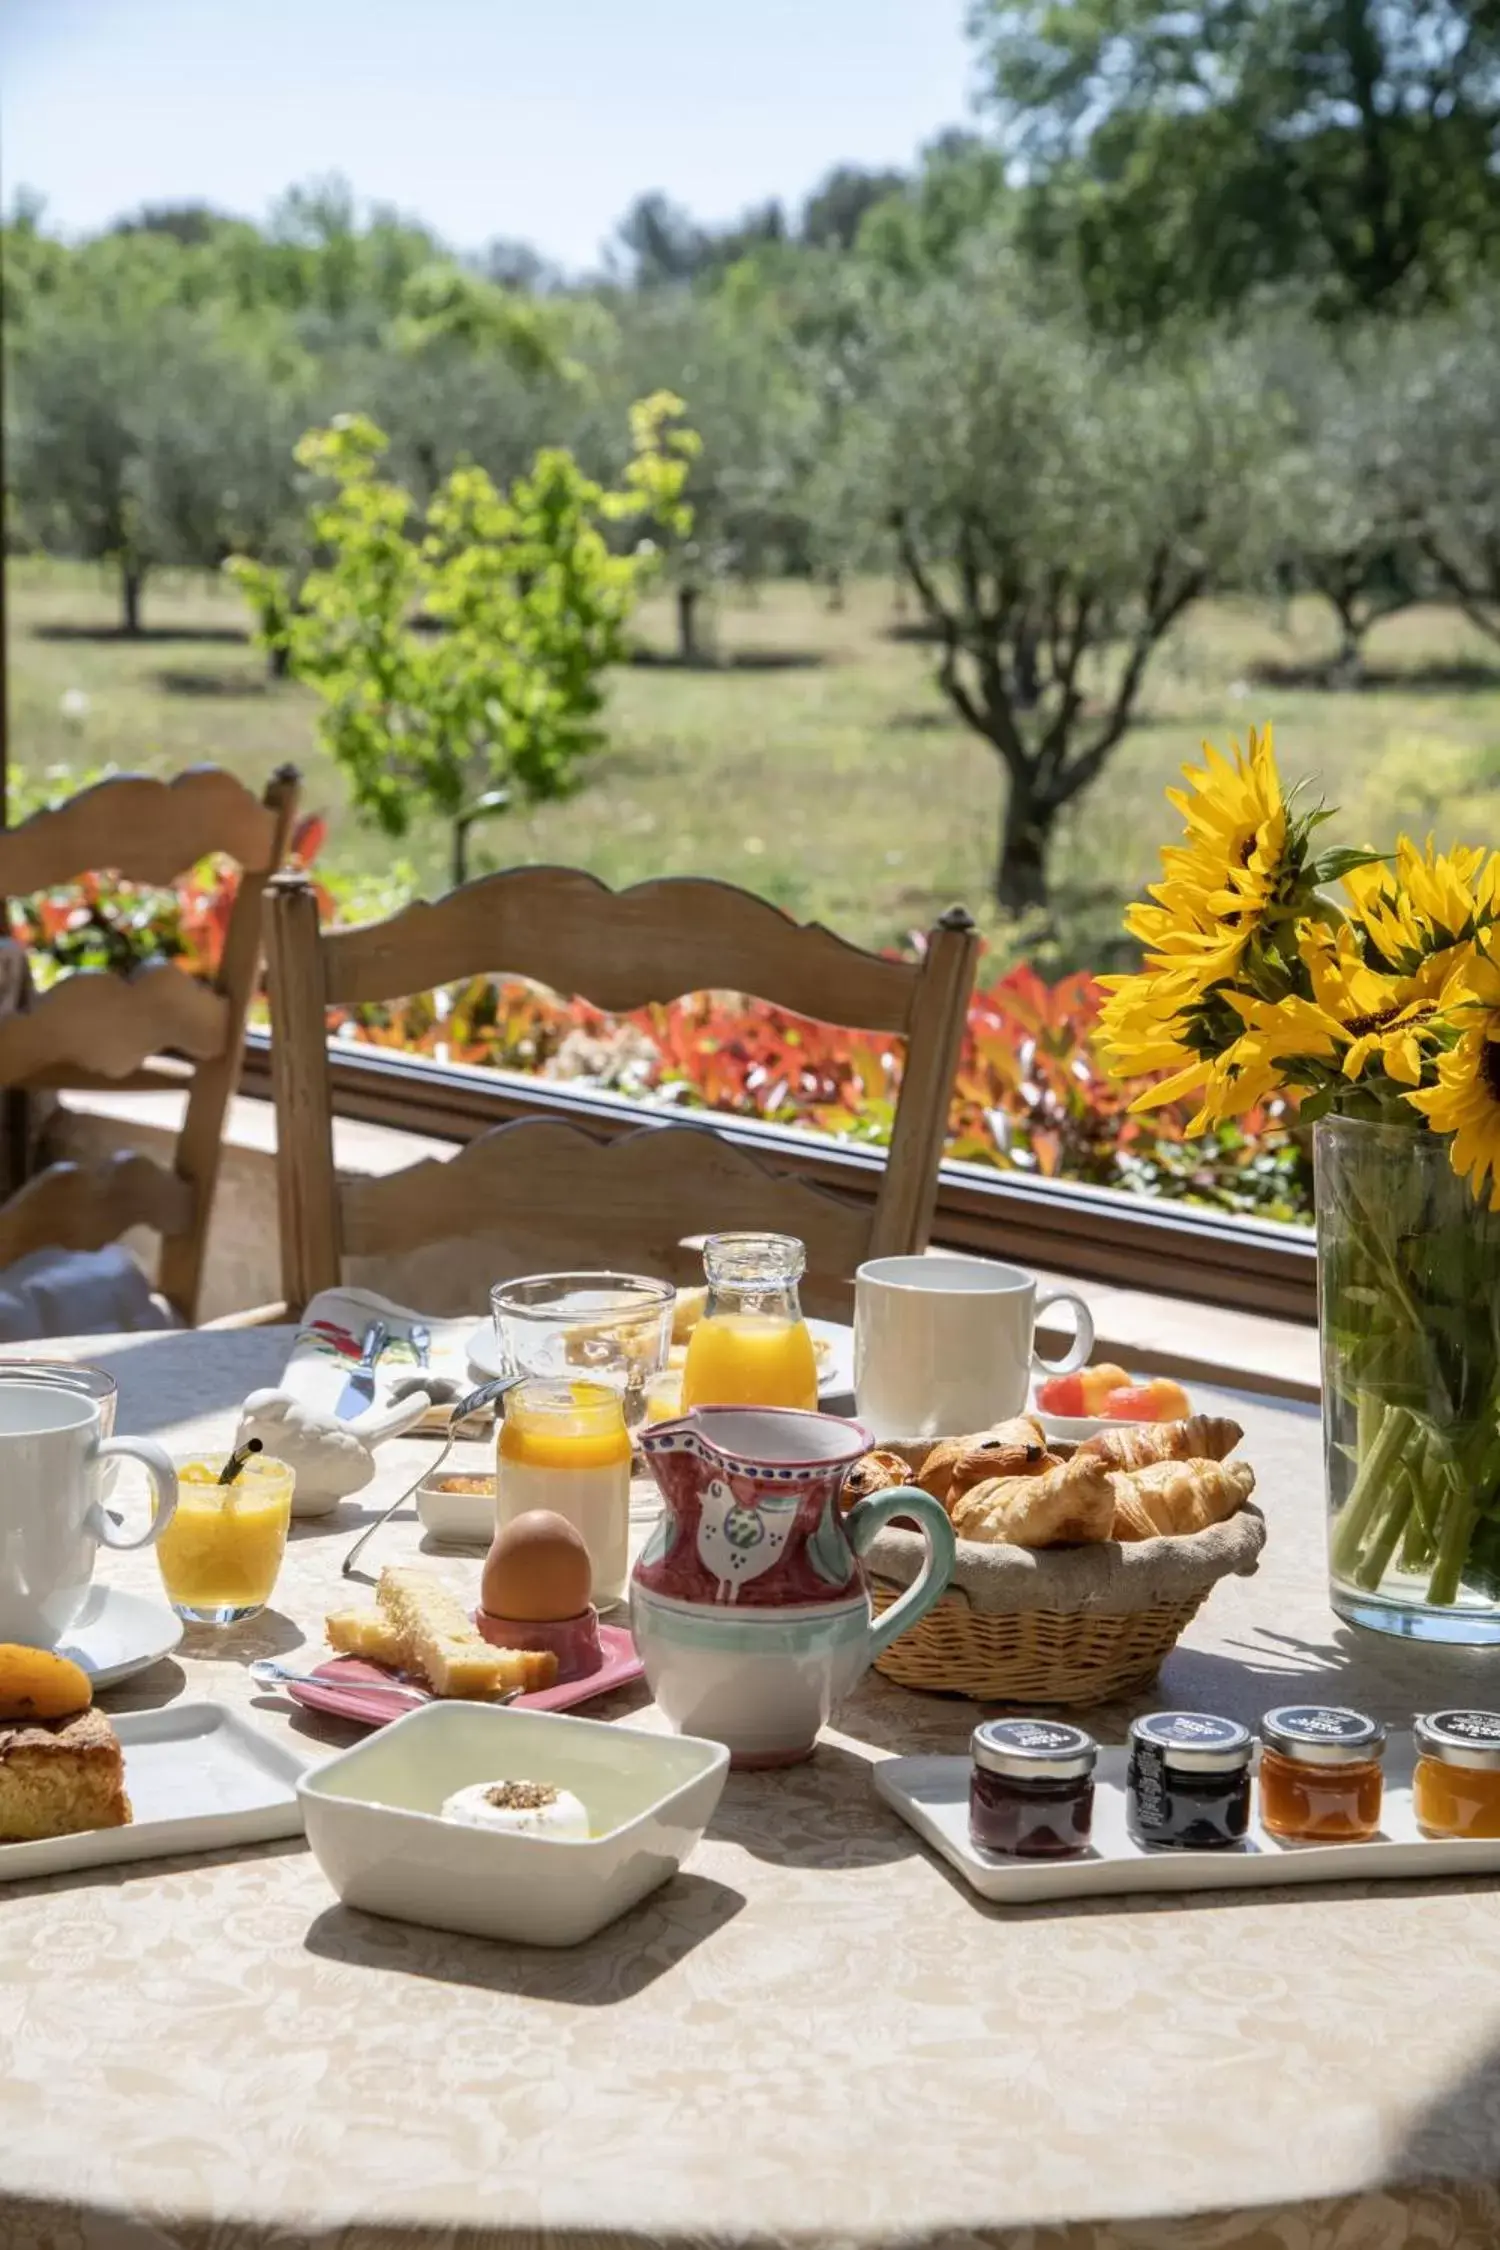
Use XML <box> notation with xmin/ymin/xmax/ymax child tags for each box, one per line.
<box><xmin>267</xmin><ymin>866</ymin><xmax>978</xmax><ymax>1320</ymax></box>
<box><xmin>0</xmin><ymin>764</ymin><xmax>301</xmax><ymax>1321</ymax></box>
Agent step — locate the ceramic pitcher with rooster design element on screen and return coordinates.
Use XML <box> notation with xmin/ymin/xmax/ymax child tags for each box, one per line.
<box><xmin>632</xmin><ymin>1406</ymin><xmax>955</xmax><ymax>1767</ymax></box>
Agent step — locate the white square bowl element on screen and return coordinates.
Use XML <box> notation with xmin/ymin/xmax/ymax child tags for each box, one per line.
<box><xmin>297</xmin><ymin>1702</ymin><xmax>729</xmax><ymax>1947</ymax></box>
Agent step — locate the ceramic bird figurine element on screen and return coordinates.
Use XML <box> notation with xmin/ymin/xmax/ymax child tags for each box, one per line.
<box><xmin>234</xmin><ymin>1387</ymin><xmax>435</xmax><ymax>1517</ymax></box>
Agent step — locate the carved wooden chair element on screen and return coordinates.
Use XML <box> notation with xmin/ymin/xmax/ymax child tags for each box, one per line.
<box><xmin>0</xmin><ymin>764</ymin><xmax>301</xmax><ymax>1325</ymax></box>
<box><xmin>266</xmin><ymin>868</ymin><xmax>979</xmax><ymax>1320</ymax></box>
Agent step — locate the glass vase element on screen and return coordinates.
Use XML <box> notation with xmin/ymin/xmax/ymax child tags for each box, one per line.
<box><xmin>1318</xmin><ymin>1114</ymin><xmax>1500</xmax><ymax>1643</ymax></box>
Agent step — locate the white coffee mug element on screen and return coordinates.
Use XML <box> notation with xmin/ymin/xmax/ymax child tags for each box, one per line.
<box><xmin>0</xmin><ymin>1381</ymin><xmax>179</xmax><ymax>1646</ymax></box>
<box><xmin>854</xmin><ymin>1254</ymin><xmax>1095</xmax><ymax>1442</ymax></box>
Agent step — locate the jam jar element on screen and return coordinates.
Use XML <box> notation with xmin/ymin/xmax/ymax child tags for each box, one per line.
<box><xmin>969</xmin><ymin>1719</ymin><xmax>1097</xmax><ymax>1858</ymax></box>
<box><xmin>1412</xmin><ymin>1710</ymin><xmax>1500</xmax><ymax>1840</ymax></box>
<box><xmin>1127</xmin><ymin>1712</ymin><xmax>1252</xmax><ymax>1850</ymax></box>
<box><xmin>1259</xmin><ymin>1705</ymin><xmax>1386</xmax><ymax>1842</ymax></box>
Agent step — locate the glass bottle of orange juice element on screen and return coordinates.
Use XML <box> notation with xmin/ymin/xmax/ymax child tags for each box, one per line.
<box><xmin>681</xmin><ymin>1232</ymin><xmax>818</xmax><ymax>1412</ymax></box>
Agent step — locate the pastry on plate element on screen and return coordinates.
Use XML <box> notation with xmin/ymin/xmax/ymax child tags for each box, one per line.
<box><xmin>327</xmin><ymin>1567</ymin><xmax>558</xmax><ymax>1697</ymax></box>
<box><xmin>0</xmin><ymin>1688</ymin><xmax>131</xmax><ymax>1845</ymax></box>
<box><xmin>0</xmin><ymin>1644</ymin><xmax>94</xmax><ymax>1723</ymax></box>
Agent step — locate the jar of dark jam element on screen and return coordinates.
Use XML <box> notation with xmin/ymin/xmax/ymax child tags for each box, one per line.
<box><xmin>1127</xmin><ymin>1711</ymin><xmax>1252</xmax><ymax>1850</ymax></box>
<box><xmin>1259</xmin><ymin>1705</ymin><xmax>1386</xmax><ymax>1842</ymax></box>
<box><xmin>969</xmin><ymin>1719</ymin><xmax>1097</xmax><ymax>1858</ymax></box>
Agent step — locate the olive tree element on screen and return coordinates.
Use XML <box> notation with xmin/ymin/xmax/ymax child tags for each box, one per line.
<box><xmin>1391</xmin><ymin>297</ymin><xmax>1500</xmax><ymax>646</ymax></box>
<box><xmin>1263</xmin><ymin>318</ymin><xmax>1421</xmax><ymax>677</ymax></box>
<box><xmin>826</xmin><ymin>262</ymin><xmax>1282</xmax><ymax>916</ymax></box>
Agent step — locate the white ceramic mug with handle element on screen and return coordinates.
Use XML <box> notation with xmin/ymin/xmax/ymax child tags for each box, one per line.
<box><xmin>854</xmin><ymin>1254</ymin><xmax>1095</xmax><ymax>1442</ymax></box>
<box><xmin>0</xmin><ymin>1381</ymin><xmax>179</xmax><ymax>1646</ymax></box>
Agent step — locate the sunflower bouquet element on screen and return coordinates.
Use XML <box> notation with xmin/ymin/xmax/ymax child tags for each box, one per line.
<box><xmin>1102</xmin><ymin>726</ymin><xmax>1500</xmax><ymax>1634</ymax></box>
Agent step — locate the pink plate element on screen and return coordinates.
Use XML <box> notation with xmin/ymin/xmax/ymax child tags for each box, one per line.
<box><xmin>281</xmin><ymin>1623</ymin><xmax>645</xmax><ymax>1731</ymax></box>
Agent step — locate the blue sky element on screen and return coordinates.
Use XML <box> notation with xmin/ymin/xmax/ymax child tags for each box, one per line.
<box><xmin>1</xmin><ymin>0</ymin><xmax>977</xmax><ymax>266</ymax></box>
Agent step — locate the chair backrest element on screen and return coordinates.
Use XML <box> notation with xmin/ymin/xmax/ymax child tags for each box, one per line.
<box><xmin>266</xmin><ymin>866</ymin><xmax>979</xmax><ymax>1320</ymax></box>
<box><xmin>0</xmin><ymin>763</ymin><xmax>301</xmax><ymax>1321</ymax></box>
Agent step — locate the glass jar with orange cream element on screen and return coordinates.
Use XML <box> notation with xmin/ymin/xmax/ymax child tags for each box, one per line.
<box><xmin>1259</xmin><ymin>1706</ymin><xmax>1386</xmax><ymax>1842</ymax></box>
<box><xmin>1412</xmin><ymin>1710</ymin><xmax>1500</xmax><ymax>1840</ymax></box>
<box><xmin>497</xmin><ymin>1382</ymin><xmax>632</xmax><ymax>1605</ymax></box>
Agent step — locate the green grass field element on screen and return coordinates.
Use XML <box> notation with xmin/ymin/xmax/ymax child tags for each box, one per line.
<box><xmin>10</xmin><ymin>557</ymin><xmax>1500</xmax><ymax>966</ymax></box>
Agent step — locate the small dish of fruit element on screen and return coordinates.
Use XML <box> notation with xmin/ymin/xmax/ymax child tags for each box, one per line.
<box><xmin>1034</xmin><ymin>1363</ymin><xmax>1193</xmax><ymax>1440</ymax></box>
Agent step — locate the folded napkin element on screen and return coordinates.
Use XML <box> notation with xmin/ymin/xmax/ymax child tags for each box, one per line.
<box><xmin>285</xmin><ymin>1287</ymin><xmax>487</xmax><ymax>1430</ymax></box>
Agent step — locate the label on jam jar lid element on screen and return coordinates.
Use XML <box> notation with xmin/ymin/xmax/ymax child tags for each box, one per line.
<box><xmin>1262</xmin><ymin>1705</ymin><xmax>1387</xmax><ymax>1765</ymax></box>
<box><xmin>1129</xmin><ymin>1712</ymin><xmax>1253</xmax><ymax>1770</ymax></box>
<box><xmin>1414</xmin><ymin>1710</ymin><xmax>1500</xmax><ymax>1768</ymax></box>
<box><xmin>972</xmin><ymin>1719</ymin><xmax>1096</xmax><ymax>1781</ymax></box>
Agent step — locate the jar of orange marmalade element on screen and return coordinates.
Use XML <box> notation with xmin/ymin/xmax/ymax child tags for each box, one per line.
<box><xmin>1259</xmin><ymin>1706</ymin><xmax>1386</xmax><ymax>1842</ymax></box>
<box><xmin>1412</xmin><ymin>1710</ymin><xmax>1500</xmax><ymax>1840</ymax></box>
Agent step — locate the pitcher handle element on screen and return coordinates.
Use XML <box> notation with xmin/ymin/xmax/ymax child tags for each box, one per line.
<box><xmin>845</xmin><ymin>1487</ymin><xmax>956</xmax><ymax>1662</ymax></box>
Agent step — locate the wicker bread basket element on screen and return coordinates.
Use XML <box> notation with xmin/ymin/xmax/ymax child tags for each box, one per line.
<box><xmin>866</xmin><ymin>1436</ymin><xmax>1267</xmax><ymax>1707</ymax></box>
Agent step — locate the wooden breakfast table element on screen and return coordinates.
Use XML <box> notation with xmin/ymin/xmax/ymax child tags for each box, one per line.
<box><xmin>4</xmin><ymin>1327</ymin><xmax>1500</xmax><ymax>2250</ymax></box>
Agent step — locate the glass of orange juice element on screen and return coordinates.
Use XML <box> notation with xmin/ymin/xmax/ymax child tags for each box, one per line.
<box><xmin>681</xmin><ymin>1232</ymin><xmax>819</xmax><ymax>1411</ymax></box>
<box><xmin>155</xmin><ymin>1454</ymin><xmax>295</xmax><ymax>1625</ymax></box>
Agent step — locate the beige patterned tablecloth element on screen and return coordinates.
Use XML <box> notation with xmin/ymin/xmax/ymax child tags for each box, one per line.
<box><xmin>3</xmin><ymin>1330</ymin><xmax>1500</xmax><ymax>2249</ymax></box>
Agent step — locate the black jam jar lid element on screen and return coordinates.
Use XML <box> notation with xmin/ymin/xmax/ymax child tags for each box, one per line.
<box><xmin>1128</xmin><ymin>1711</ymin><xmax>1253</xmax><ymax>1773</ymax></box>
<box><xmin>1262</xmin><ymin>1705</ymin><xmax>1388</xmax><ymax>1767</ymax></box>
<box><xmin>972</xmin><ymin>1718</ymin><xmax>1097</xmax><ymax>1782</ymax></box>
<box><xmin>1414</xmin><ymin>1710</ymin><xmax>1500</xmax><ymax>1771</ymax></box>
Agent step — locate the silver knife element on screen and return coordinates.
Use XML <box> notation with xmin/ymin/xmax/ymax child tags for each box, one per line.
<box><xmin>335</xmin><ymin>1319</ymin><xmax>387</xmax><ymax>1419</ymax></box>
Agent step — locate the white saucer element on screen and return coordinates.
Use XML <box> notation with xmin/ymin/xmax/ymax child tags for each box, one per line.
<box><xmin>49</xmin><ymin>1585</ymin><xmax>184</xmax><ymax>1690</ymax></box>
<box><xmin>466</xmin><ymin>1316</ymin><xmax>857</xmax><ymax>1402</ymax></box>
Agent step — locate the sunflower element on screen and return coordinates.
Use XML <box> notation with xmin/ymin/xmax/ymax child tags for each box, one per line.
<box><xmin>1135</xmin><ymin>724</ymin><xmax>1289</xmax><ymax>972</ymax></box>
<box><xmin>1409</xmin><ymin>943</ymin><xmax>1500</xmax><ymax>1209</ymax></box>
<box><xmin>1345</xmin><ymin>838</ymin><xmax>1500</xmax><ymax>973</ymax></box>
<box><xmin>1292</xmin><ymin>923</ymin><xmax>1465</xmax><ymax>1087</ymax></box>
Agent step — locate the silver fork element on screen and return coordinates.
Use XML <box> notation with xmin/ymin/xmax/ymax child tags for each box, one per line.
<box><xmin>340</xmin><ymin>1375</ymin><xmax>521</xmax><ymax>1581</ymax></box>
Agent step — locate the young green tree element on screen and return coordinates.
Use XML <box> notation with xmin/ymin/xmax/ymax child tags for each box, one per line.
<box><xmin>825</xmin><ymin>259</ymin><xmax>1281</xmax><ymax>917</ymax></box>
<box><xmin>229</xmin><ymin>397</ymin><xmax>697</xmax><ymax>884</ymax></box>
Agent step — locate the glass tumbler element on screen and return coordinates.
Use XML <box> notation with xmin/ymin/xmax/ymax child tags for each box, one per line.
<box><xmin>490</xmin><ymin>1273</ymin><xmax>674</xmax><ymax>1437</ymax></box>
<box><xmin>155</xmin><ymin>1453</ymin><xmax>295</xmax><ymax>1626</ymax></box>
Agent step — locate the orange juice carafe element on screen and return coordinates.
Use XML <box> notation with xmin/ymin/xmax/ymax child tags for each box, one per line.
<box><xmin>681</xmin><ymin>1233</ymin><xmax>818</xmax><ymax>1412</ymax></box>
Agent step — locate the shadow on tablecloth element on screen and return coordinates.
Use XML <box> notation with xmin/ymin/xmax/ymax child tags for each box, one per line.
<box><xmin>303</xmin><ymin>1867</ymin><xmax>744</xmax><ymax>2002</ymax></box>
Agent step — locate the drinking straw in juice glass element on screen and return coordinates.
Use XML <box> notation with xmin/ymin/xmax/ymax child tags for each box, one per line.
<box><xmin>155</xmin><ymin>1453</ymin><xmax>295</xmax><ymax>1625</ymax></box>
<box><xmin>681</xmin><ymin>1233</ymin><xmax>818</xmax><ymax>1410</ymax></box>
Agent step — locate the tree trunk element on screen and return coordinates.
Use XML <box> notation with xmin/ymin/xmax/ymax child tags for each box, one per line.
<box><xmin>677</xmin><ymin>584</ymin><xmax>700</xmax><ymax>665</ymax></box>
<box><xmin>121</xmin><ymin>561</ymin><xmax>144</xmax><ymax>637</ymax></box>
<box><xmin>268</xmin><ymin>642</ymin><xmax>291</xmax><ymax>681</ymax></box>
<box><xmin>996</xmin><ymin>777</ymin><xmax>1053</xmax><ymax>918</ymax></box>
<box><xmin>1013</xmin><ymin>626</ymin><xmax>1042</xmax><ymax>710</ymax></box>
<box><xmin>1328</xmin><ymin>592</ymin><xmax>1365</xmax><ymax>687</ymax></box>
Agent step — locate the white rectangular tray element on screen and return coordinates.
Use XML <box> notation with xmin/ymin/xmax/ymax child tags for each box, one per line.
<box><xmin>875</xmin><ymin>1732</ymin><xmax>1500</xmax><ymax>1904</ymax></box>
<box><xmin>0</xmin><ymin>1701</ymin><xmax>308</xmax><ymax>1882</ymax></box>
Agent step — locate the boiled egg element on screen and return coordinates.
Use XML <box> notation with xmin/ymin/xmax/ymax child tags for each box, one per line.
<box><xmin>481</xmin><ymin>1509</ymin><xmax>593</xmax><ymax>1622</ymax></box>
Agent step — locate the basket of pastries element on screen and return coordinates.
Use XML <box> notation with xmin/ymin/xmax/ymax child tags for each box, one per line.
<box><xmin>853</xmin><ymin>1411</ymin><xmax>1265</xmax><ymax>1705</ymax></box>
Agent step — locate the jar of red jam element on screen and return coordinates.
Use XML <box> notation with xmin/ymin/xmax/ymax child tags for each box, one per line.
<box><xmin>969</xmin><ymin>1719</ymin><xmax>1097</xmax><ymax>1858</ymax></box>
<box><xmin>1413</xmin><ymin>1710</ymin><xmax>1500</xmax><ymax>1840</ymax></box>
<box><xmin>1259</xmin><ymin>1705</ymin><xmax>1386</xmax><ymax>1841</ymax></box>
<box><xmin>1127</xmin><ymin>1712</ymin><xmax>1252</xmax><ymax>1850</ymax></box>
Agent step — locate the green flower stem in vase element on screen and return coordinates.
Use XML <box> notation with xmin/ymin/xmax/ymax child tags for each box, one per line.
<box><xmin>1317</xmin><ymin>1116</ymin><xmax>1500</xmax><ymax>1644</ymax></box>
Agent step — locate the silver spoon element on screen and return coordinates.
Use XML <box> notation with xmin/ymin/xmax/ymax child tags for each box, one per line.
<box><xmin>249</xmin><ymin>1657</ymin><xmax>521</xmax><ymax>1706</ymax></box>
<box><xmin>341</xmin><ymin>1375</ymin><xmax>522</xmax><ymax>1581</ymax></box>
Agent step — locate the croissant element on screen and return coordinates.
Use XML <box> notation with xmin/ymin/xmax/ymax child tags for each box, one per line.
<box><xmin>1109</xmin><ymin>1458</ymin><xmax>1256</xmax><ymax>1542</ymax></box>
<box><xmin>951</xmin><ymin>1454</ymin><xmax>1116</xmax><ymax>1549</ymax></box>
<box><xmin>1077</xmin><ymin>1415</ymin><xmax>1243</xmax><ymax>1471</ymax></box>
<box><xmin>842</xmin><ymin>1449</ymin><xmax>912</xmax><ymax>1506</ymax></box>
<box><xmin>917</xmin><ymin>1417</ymin><xmax>1053</xmax><ymax>1506</ymax></box>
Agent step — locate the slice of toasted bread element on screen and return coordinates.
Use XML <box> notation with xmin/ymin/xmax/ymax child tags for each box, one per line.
<box><xmin>376</xmin><ymin>1567</ymin><xmax>556</xmax><ymax>1697</ymax></box>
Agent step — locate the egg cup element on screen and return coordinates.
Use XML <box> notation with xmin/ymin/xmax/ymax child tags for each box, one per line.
<box><xmin>475</xmin><ymin>1604</ymin><xmax>604</xmax><ymax>1684</ymax></box>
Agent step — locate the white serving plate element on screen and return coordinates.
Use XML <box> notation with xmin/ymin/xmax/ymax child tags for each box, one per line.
<box><xmin>0</xmin><ymin>1702</ymin><xmax>308</xmax><ymax>1883</ymax></box>
<box><xmin>467</xmin><ymin>1315</ymin><xmax>856</xmax><ymax>1402</ymax></box>
<box><xmin>299</xmin><ymin>1699</ymin><xmax>728</xmax><ymax>1946</ymax></box>
<box><xmin>875</xmin><ymin>1733</ymin><xmax>1500</xmax><ymax>1905</ymax></box>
